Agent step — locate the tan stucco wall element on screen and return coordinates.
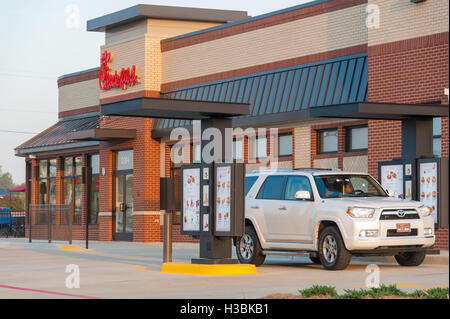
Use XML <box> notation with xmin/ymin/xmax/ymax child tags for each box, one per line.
<box><xmin>368</xmin><ymin>0</ymin><xmax>449</xmax><ymax>46</ymax></box>
<box><xmin>58</xmin><ymin>79</ymin><xmax>99</xmax><ymax>114</ymax></box>
<box><xmin>162</xmin><ymin>4</ymin><xmax>368</xmax><ymax>84</ymax></box>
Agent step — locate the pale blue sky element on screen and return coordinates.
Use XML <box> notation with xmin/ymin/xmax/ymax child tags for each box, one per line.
<box><xmin>0</xmin><ymin>0</ymin><xmax>310</xmax><ymax>184</ymax></box>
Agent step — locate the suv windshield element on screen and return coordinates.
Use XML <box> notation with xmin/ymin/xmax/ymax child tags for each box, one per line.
<box><xmin>313</xmin><ymin>175</ymin><xmax>388</xmax><ymax>198</ymax></box>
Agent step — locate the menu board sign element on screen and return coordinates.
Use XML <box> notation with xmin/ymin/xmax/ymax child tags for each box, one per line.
<box><xmin>380</xmin><ymin>164</ymin><xmax>404</xmax><ymax>199</ymax></box>
<box><xmin>215</xmin><ymin>165</ymin><xmax>232</xmax><ymax>233</ymax></box>
<box><xmin>419</xmin><ymin>161</ymin><xmax>438</xmax><ymax>223</ymax></box>
<box><xmin>182</xmin><ymin>168</ymin><xmax>201</xmax><ymax>232</ymax></box>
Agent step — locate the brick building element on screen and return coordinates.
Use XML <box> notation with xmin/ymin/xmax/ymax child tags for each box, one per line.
<box><xmin>15</xmin><ymin>1</ymin><xmax>449</xmax><ymax>249</ymax></box>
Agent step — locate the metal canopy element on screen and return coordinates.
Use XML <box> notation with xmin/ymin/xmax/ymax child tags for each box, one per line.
<box><xmin>67</xmin><ymin>128</ymin><xmax>136</xmax><ymax>141</ymax></box>
<box><xmin>101</xmin><ymin>97</ymin><xmax>250</xmax><ymax>120</ymax></box>
<box><xmin>309</xmin><ymin>102</ymin><xmax>449</xmax><ymax>120</ymax></box>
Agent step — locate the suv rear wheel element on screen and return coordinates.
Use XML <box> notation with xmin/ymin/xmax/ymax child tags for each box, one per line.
<box><xmin>318</xmin><ymin>226</ymin><xmax>352</xmax><ymax>270</ymax></box>
<box><xmin>236</xmin><ymin>225</ymin><xmax>266</xmax><ymax>266</ymax></box>
<box><xmin>394</xmin><ymin>251</ymin><xmax>426</xmax><ymax>267</ymax></box>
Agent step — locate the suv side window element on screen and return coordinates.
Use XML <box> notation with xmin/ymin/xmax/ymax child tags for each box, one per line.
<box><xmin>245</xmin><ymin>176</ymin><xmax>259</xmax><ymax>196</ymax></box>
<box><xmin>256</xmin><ymin>175</ymin><xmax>286</xmax><ymax>200</ymax></box>
<box><xmin>284</xmin><ymin>176</ymin><xmax>313</xmax><ymax>200</ymax></box>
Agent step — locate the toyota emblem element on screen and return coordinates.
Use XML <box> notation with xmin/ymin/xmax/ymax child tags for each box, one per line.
<box><xmin>397</xmin><ymin>210</ymin><xmax>406</xmax><ymax>218</ymax></box>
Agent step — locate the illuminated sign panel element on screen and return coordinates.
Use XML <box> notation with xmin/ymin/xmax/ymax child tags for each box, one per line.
<box><xmin>99</xmin><ymin>51</ymin><xmax>140</xmax><ymax>90</ymax></box>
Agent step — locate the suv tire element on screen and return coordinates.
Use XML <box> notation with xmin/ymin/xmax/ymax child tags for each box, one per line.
<box><xmin>394</xmin><ymin>251</ymin><xmax>426</xmax><ymax>267</ymax></box>
<box><xmin>318</xmin><ymin>226</ymin><xmax>352</xmax><ymax>270</ymax></box>
<box><xmin>236</xmin><ymin>225</ymin><xmax>266</xmax><ymax>266</ymax></box>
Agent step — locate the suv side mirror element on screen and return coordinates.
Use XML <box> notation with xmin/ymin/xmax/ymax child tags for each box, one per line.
<box><xmin>295</xmin><ymin>191</ymin><xmax>311</xmax><ymax>201</ymax></box>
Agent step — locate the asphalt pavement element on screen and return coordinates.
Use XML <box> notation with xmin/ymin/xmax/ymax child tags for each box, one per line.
<box><xmin>0</xmin><ymin>239</ymin><xmax>448</xmax><ymax>299</ymax></box>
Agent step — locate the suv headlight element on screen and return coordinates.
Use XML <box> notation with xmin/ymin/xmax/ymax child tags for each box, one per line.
<box><xmin>347</xmin><ymin>207</ymin><xmax>375</xmax><ymax>218</ymax></box>
<box><xmin>418</xmin><ymin>205</ymin><xmax>432</xmax><ymax>217</ymax></box>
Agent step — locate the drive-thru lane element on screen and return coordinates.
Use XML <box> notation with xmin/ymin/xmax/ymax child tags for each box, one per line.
<box><xmin>0</xmin><ymin>239</ymin><xmax>447</xmax><ymax>299</ymax></box>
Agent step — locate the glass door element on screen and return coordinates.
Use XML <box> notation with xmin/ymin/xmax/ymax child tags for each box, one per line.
<box><xmin>114</xmin><ymin>174</ymin><xmax>133</xmax><ymax>241</ymax></box>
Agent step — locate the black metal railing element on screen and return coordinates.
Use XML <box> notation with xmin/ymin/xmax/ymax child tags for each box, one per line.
<box><xmin>29</xmin><ymin>204</ymin><xmax>72</xmax><ymax>244</ymax></box>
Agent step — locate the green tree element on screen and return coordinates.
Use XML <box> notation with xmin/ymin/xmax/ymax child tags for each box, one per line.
<box><xmin>0</xmin><ymin>165</ymin><xmax>15</xmax><ymax>189</ymax></box>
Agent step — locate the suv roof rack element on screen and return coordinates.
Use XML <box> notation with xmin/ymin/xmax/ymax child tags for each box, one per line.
<box><xmin>294</xmin><ymin>168</ymin><xmax>341</xmax><ymax>172</ymax></box>
<box><xmin>246</xmin><ymin>168</ymin><xmax>341</xmax><ymax>174</ymax></box>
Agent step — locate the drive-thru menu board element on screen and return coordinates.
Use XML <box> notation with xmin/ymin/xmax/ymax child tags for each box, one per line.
<box><xmin>380</xmin><ymin>164</ymin><xmax>404</xmax><ymax>199</ymax></box>
<box><xmin>182</xmin><ymin>167</ymin><xmax>201</xmax><ymax>232</ymax></box>
<box><xmin>418</xmin><ymin>161</ymin><xmax>438</xmax><ymax>223</ymax></box>
<box><xmin>215</xmin><ymin>165</ymin><xmax>232</xmax><ymax>233</ymax></box>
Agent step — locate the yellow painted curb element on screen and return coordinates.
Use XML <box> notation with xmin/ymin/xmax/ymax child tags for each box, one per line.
<box><xmin>61</xmin><ymin>245</ymin><xmax>87</xmax><ymax>252</ymax></box>
<box><xmin>161</xmin><ymin>262</ymin><xmax>258</xmax><ymax>276</ymax></box>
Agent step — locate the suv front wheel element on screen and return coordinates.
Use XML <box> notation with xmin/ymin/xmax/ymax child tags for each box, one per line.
<box><xmin>236</xmin><ymin>226</ymin><xmax>266</xmax><ymax>266</ymax></box>
<box><xmin>318</xmin><ymin>226</ymin><xmax>352</xmax><ymax>270</ymax></box>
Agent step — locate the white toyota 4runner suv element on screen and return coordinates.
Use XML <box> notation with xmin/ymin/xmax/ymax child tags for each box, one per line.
<box><xmin>236</xmin><ymin>169</ymin><xmax>435</xmax><ymax>270</ymax></box>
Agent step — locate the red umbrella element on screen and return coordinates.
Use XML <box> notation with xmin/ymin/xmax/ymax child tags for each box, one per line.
<box><xmin>8</xmin><ymin>185</ymin><xmax>26</xmax><ymax>193</ymax></box>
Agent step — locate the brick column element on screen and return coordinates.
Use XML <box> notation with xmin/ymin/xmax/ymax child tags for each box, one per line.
<box><xmin>99</xmin><ymin>147</ymin><xmax>113</xmax><ymax>241</ymax></box>
<box><xmin>133</xmin><ymin>118</ymin><xmax>162</xmax><ymax>242</ymax></box>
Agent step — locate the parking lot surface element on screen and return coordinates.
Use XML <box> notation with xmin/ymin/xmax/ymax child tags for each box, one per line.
<box><xmin>0</xmin><ymin>239</ymin><xmax>448</xmax><ymax>299</ymax></box>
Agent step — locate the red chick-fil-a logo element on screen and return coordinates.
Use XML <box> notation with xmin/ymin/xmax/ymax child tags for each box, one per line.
<box><xmin>99</xmin><ymin>51</ymin><xmax>140</xmax><ymax>90</ymax></box>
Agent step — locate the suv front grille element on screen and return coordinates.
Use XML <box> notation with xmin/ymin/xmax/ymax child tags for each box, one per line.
<box><xmin>387</xmin><ymin>229</ymin><xmax>418</xmax><ymax>237</ymax></box>
<box><xmin>380</xmin><ymin>209</ymin><xmax>420</xmax><ymax>220</ymax></box>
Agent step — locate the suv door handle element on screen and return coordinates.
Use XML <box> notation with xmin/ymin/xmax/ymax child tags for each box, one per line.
<box><xmin>250</xmin><ymin>205</ymin><xmax>260</xmax><ymax>209</ymax></box>
<box><xmin>278</xmin><ymin>206</ymin><xmax>287</xmax><ymax>211</ymax></box>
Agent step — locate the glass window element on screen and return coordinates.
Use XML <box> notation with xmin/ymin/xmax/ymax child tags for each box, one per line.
<box><xmin>39</xmin><ymin>160</ymin><xmax>48</xmax><ymax>178</ymax></box>
<box><xmin>89</xmin><ymin>154</ymin><xmax>100</xmax><ymax>225</ymax></box>
<box><xmin>279</xmin><ymin>134</ymin><xmax>293</xmax><ymax>157</ymax></box>
<box><xmin>117</xmin><ymin>150</ymin><xmax>133</xmax><ymax>171</ymax></box>
<box><xmin>257</xmin><ymin>175</ymin><xmax>285</xmax><ymax>200</ymax></box>
<box><xmin>90</xmin><ymin>154</ymin><xmax>100</xmax><ymax>175</ymax></box>
<box><xmin>39</xmin><ymin>181</ymin><xmax>47</xmax><ymax>205</ymax></box>
<box><xmin>64</xmin><ymin>158</ymin><xmax>73</xmax><ymax>176</ymax></box>
<box><xmin>74</xmin><ymin>181</ymin><xmax>82</xmax><ymax>225</ymax></box>
<box><xmin>245</xmin><ymin>176</ymin><xmax>258</xmax><ymax>196</ymax></box>
<box><xmin>75</xmin><ymin>157</ymin><xmax>83</xmax><ymax>176</ymax></box>
<box><xmin>233</xmin><ymin>139</ymin><xmax>244</xmax><ymax>161</ymax></box>
<box><xmin>250</xmin><ymin>136</ymin><xmax>267</xmax><ymax>159</ymax></box>
<box><xmin>192</xmin><ymin>143</ymin><xmax>201</xmax><ymax>163</ymax></box>
<box><xmin>49</xmin><ymin>159</ymin><xmax>57</xmax><ymax>178</ymax></box>
<box><xmin>284</xmin><ymin>176</ymin><xmax>313</xmax><ymax>200</ymax></box>
<box><xmin>318</xmin><ymin>129</ymin><xmax>338</xmax><ymax>153</ymax></box>
<box><xmin>346</xmin><ymin>126</ymin><xmax>368</xmax><ymax>151</ymax></box>
<box><xmin>49</xmin><ymin>179</ymin><xmax>57</xmax><ymax>205</ymax></box>
<box><xmin>64</xmin><ymin>179</ymin><xmax>73</xmax><ymax>205</ymax></box>
<box><xmin>433</xmin><ymin>118</ymin><xmax>442</xmax><ymax>157</ymax></box>
<box><xmin>90</xmin><ymin>176</ymin><xmax>100</xmax><ymax>225</ymax></box>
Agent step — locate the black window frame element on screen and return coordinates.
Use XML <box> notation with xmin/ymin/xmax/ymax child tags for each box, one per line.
<box><xmin>317</xmin><ymin>128</ymin><xmax>338</xmax><ymax>154</ymax></box>
<box><xmin>345</xmin><ymin>125</ymin><xmax>368</xmax><ymax>152</ymax></box>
